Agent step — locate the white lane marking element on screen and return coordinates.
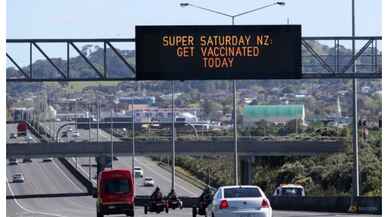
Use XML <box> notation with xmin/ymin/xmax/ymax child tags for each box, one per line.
<box><xmin>52</xmin><ymin>160</ymin><xmax>83</xmax><ymax>192</ymax></box>
<box><xmin>135</xmin><ymin>158</ymin><xmax>197</xmax><ymax>196</ymax></box>
<box><xmin>6</xmin><ymin>178</ymin><xmax>72</xmax><ymax>217</ymax></box>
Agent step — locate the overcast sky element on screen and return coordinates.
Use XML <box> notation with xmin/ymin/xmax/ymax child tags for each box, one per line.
<box><xmin>6</xmin><ymin>0</ymin><xmax>382</xmax><ymax>67</ymax></box>
<box><xmin>7</xmin><ymin>0</ymin><xmax>381</xmax><ymax>38</ymax></box>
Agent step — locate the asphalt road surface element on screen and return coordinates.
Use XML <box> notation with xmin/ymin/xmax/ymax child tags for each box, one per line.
<box><xmin>46</xmin><ymin>120</ymin><xmax>202</xmax><ymax>197</ymax></box>
<box><xmin>6</xmin><ymin>123</ymin><xmax>381</xmax><ymax>217</ymax></box>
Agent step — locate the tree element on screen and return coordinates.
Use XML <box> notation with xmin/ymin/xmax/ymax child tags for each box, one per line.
<box><xmin>202</xmin><ymin>99</ymin><xmax>222</xmax><ymax>120</ymax></box>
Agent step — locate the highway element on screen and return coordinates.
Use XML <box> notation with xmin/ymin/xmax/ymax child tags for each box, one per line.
<box><xmin>6</xmin><ymin>157</ymin><xmax>381</xmax><ymax>217</ymax></box>
<box><xmin>6</xmin><ymin>122</ymin><xmax>381</xmax><ymax>217</ymax></box>
<box><xmin>6</xmin><ymin>123</ymin><xmax>39</xmax><ymax>144</ymax></box>
<box><xmin>39</xmin><ymin>121</ymin><xmax>203</xmax><ymax>196</ymax></box>
<box><xmin>6</xmin><ymin>160</ymin><xmax>380</xmax><ymax>217</ymax></box>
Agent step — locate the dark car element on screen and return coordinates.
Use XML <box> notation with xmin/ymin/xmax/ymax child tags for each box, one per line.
<box><xmin>22</xmin><ymin>158</ymin><xmax>32</xmax><ymax>163</ymax></box>
<box><xmin>9</xmin><ymin>133</ymin><xmax>17</xmax><ymax>139</ymax></box>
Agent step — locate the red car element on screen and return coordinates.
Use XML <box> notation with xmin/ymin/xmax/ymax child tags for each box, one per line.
<box><xmin>96</xmin><ymin>169</ymin><xmax>135</xmax><ymax>217</ymax></box>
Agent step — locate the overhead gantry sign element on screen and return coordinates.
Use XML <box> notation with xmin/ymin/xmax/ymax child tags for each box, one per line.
<box><xmin>135</xmin><ymin>25</ymin><xmax>301</xmax><ymax>80</ymax></box>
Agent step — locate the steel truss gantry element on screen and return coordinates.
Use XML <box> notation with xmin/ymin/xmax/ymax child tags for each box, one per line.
<box><xmin>6</xmin><ymin>36</ymin><xmax>381</xmax><ymax>82</ymax></box>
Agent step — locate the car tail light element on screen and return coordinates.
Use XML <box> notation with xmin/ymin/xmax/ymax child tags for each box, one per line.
<box><xmin>219</xmin><ymin>199</ymin><xmax>229</xmax><ymax>209</ymax></box>
<box><xmin>261</xmin><ymin>198</ymin><xmax>270</xmax><ymax>208</ymax></box>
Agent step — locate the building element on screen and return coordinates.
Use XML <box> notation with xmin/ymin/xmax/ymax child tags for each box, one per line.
<box><xmin>9</xmin><ymin>107</ymin><xmax>34</xmax><ymax>121</ymax></box>
<box><xmin>242</xmin><ymin>104</ymin><xmax>305</xmax><ymax>127</ymax></box>
<box><xmin>117</xmin><ymin>96</ymin><xmax>156</xmax><ymax>111</ymax></box>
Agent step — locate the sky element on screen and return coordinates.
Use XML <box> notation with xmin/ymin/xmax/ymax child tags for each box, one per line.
<box><xmin>5</xmin><ymin>0</ymin><xmax>382</xmax><ymax>67</ymax></box>
<box><xmin>7</xmin><ymin>0</ymin><xmax>382</xmax><ymax>38</ymax></box>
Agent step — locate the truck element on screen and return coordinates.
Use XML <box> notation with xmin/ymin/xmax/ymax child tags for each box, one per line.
<box><xmin>17</xmin><ymin>121</ymin><xmax>28</xmax><ymax>137</ymax></box>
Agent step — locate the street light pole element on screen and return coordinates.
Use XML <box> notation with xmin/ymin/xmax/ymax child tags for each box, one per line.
<box><xmin>171</xmin><ymin>80</ymin><xmax>176</xmax><ymax>190</ymax></box>
<box><xmin>351</xmin><ymin>0</ymin><xmax>359</xmax><ymax>207</ymax></box>
<box><xmin>110</xmin><ymin>109</ymin><xmax>114</xmax><ymax>169</ymax></box>
<box><xmin>231</xmin><ymin>16</ymin><xmax>238</xmax><ymax>185</ymax></box>
<box><xmin>132</xmin><ymin>85</ymin><xmax>136</xmax><ymax>181</ymax></box>
<box><xmin>180</xmin><ymin>1</ymin><xmax>285</xmax><ymax>186</ymax></box>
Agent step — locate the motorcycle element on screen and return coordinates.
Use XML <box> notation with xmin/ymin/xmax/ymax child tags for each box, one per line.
<box><xmin>144</xmin><ymin>200</ymin><xmax>168</xmax><ymax>214</ymax></box>
<box><xmin>192</xmin><ymin>200</ymin><xmax>209</xmax><ymax>217</ymax></box>
<box><xmin>167</xmin><ymin>197</ymin><xmax>183</xmax><ymax>210</ymax></box>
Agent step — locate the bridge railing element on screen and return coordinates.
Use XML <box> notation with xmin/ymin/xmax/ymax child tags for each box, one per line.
<box><xmin>6</xmin><ymin>36</ymin><xmax>381</xmax><ymax>82</ymax></box>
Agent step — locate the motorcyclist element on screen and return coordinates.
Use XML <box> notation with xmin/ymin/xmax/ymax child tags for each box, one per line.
<box><xmin>167</xmin><ymin>188</ymin><xmax>183</xmax><ymax>208</ymax></box>
<box><xmin>199</xmin><ymin>186</ymin><xmax>212</xmax><ymax>206</ymax></box>
<box><xmin>151</xmin><ymin>186</ymin><xmax>163</xmax><ymax>202</ymax></box>
<box><xmin>167</xmin><ymin>189</ymin><xmax>178</xmax><ymax>200</ymax></box>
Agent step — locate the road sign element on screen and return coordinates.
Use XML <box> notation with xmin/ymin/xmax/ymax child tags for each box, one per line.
<box><xmin>136</xmin><ymin>25</ymin><xmax>301</xmax><ymax>80</ymax></box>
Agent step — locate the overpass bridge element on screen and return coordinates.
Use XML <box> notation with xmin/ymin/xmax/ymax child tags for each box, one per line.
<box><xmin>6</xmin><ymin>138</ymin><xmax>345</xmax><ymax>158</ymax></box>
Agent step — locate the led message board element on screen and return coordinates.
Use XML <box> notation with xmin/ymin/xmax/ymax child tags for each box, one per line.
<box><xmin>136</xmin><ymin>25</ymin><xmax>301</xmax><ymax>80</ymax></box>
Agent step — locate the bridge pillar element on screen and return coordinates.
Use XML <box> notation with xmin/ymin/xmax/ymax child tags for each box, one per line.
<box><xmin>240</xmin><ymin>156</ymin><xmax>254</xmax><ymax>185</ymax></box>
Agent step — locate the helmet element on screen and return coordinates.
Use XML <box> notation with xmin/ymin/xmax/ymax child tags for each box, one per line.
<box><xmin>155</xmin><ymin>186</ymin><xmax>160</xmax><ymax>191</ymax></box>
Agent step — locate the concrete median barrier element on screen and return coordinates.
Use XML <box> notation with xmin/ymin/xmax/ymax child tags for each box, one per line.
<box><xmin>268</xmin><ymin>196</ymin><xmax>381</xmax><ymax>214</ymax></box>
<box><xmin>58</xmin><ymin>158</ymin><xmax>96</xmax><ymax>194</ymax></box>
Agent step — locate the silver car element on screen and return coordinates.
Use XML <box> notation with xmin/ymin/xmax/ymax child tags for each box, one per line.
<box><xmin>72</xmin><ymin>131</ymin><xmax>80</xmax><ymax>137</ymax></box>
<box><xmin>12</xmin><ymin>173</ymin><xmax>25</xmax><ymax>183</ymax></box>
<box><xmin>207</xmin><ymin>185</ymin><xmax>272</xmax><ymax>217</ymax></box>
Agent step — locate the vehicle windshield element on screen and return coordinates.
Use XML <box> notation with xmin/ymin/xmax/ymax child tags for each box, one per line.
<box><xmin>103</xmin><ymin>179</ymin><xmax>130</xmax><ymax>194</ymax></box>
<box><xmin>281</xmin><ymin>187</ymin><xmax>304</xmax><ymax>196</ymax></box>
<box><xmin>145</xmin><ymin>178</ymin><xmax>152</xmax><ymax>181</ymax></box>
<box><xmin>224</xmin><ymin>187</ymin><xmax>262</xmax><ymax>198</ymax></box>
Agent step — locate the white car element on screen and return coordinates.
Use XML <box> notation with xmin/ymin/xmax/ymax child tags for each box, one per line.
<box><xmin>134</xmin><ymin>167</ymin><xmax>144</xmax><ymax>178</ymax></box>
<box><xmin>26</xmin><ymin>135</ymin><xmax>33</xmax><ymax>143</ymax></box>
<box><xmin>272</xmin><ymin>184</ymin><xmax>305</xmax><ymax>197</ymax></box>
<box><xmin>143</xmin><ymin>177</ymin><xmax>154</xmax><ymax>186</ymax></box>
<box><xmin>72</xmin><ymin>131</ymin><xmax>80</xmax><ymax>137</ymax></box>
<box><xmin>207</xmin><ymin>185</ymin><xmax>272</xmax><ymax>217</ymax></box>
<box><xmin>12</xmin><ymin>173</ymin><xmax>25</xmax><ymax>183</ymax></box>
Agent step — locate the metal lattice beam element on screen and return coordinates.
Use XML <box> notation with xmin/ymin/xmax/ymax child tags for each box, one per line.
<box><xmin>6</xmin><ymin>36</ymin><xmax>381</xmax><ymax>82</ymax></box>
